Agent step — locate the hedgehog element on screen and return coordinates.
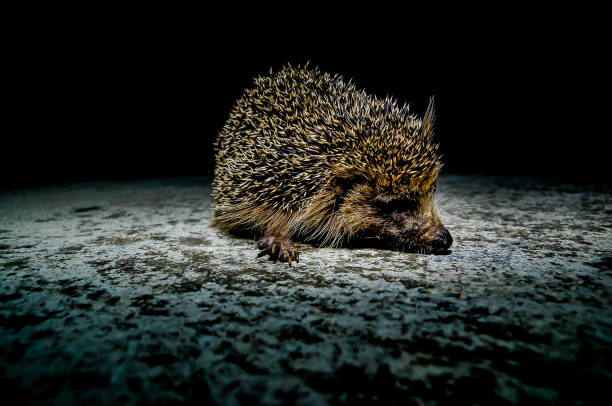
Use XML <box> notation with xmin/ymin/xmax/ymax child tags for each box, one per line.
<box><xmin>213</xmin><ymin>65</ymin><xmax>452</xmax><ymax>264</ymax></box>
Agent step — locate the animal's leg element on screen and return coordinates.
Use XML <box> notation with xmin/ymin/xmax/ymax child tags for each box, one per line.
<box><xmin>256</xmin><ymin>228</ymin><xmax>300</xmax><ymax>265</ymax></box>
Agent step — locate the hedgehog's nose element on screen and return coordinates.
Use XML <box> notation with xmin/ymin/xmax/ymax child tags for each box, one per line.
<box><xmin>431</xmin><ymin>228</ymin><xmax>453</xmax><ymax>253</ymax></box>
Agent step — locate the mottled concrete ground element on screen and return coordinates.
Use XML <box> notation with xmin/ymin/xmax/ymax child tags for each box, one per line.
<box><xmin>1</xmin><ymin>176</ymin><xmax>611</xmax><ymax>405</ymax></box>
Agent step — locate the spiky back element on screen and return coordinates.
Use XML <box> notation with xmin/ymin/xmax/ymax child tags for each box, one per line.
<box><xmin>213</xmin><ymin>65</ymin><xmax>441</xmax><ymax>231</ymax></box>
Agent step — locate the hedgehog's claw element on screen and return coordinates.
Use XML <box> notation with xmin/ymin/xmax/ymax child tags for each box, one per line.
<box><xmin>256</xmin><ymin>234</ymin><xmax>299</xmax><ymax>265</ymax></box>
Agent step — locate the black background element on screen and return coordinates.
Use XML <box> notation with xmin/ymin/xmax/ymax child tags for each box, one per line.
<box><xmin>3</xmin><ymin>12</ymin><xmax>606</xmax><ymax>189</ymax></box>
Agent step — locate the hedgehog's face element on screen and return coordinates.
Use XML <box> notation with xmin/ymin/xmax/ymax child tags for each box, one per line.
<box><xmin>334</xmin><ymin>176</ymin><xmax>452</xmax><ymax>254</ymax></box>
<box><xmin>320</xmin><ymin>100</ymin><xmax>450</xmax><ymax>253</ymax></box>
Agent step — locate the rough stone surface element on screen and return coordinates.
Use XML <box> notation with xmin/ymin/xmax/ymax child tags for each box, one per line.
<box><xmin>1</xmin><ymin>176</ymin><xmax>610</xmax><ymax>405</ymax></box>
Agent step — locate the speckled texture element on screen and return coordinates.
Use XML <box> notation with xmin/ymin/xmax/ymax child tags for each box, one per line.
<box><xmin>1</xmin><ymin>176</ymin><xmax>610</xmax><ymax>405</ymax></box>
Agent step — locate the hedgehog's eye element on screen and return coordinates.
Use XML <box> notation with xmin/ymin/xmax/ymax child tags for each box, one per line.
<box><xmin>375</xmin><ymin>198</ymin><xmax>417</xmax><ymax>214</ymax></box>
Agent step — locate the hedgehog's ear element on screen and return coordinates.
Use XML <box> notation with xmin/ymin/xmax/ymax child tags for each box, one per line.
<box><xmin>421</xmin><ymin>96</ymin><xmax>436</xmax><ymax>139</ymax></box>
<box><xmin>334</xmin><ymin>174</ymin><xmax>365</xmax><ymax>194</ymax></box>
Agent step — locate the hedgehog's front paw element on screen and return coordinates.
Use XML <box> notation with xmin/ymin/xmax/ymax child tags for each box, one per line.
<box><xmin>256</xmin><ymin>234</ymin><xmax>300</xmax><ymax>265</ymax></box>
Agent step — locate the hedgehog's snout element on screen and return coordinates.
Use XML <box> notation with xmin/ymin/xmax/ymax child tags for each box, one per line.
<box><xmin>431</xmin><ymin>227</ymin><xmax>453</xmax><ymax>253</ymax></box>
<box><xmin>386</xmin><ymin>211</ymin><xmax>452</xmax><ymax>254</ymax></box>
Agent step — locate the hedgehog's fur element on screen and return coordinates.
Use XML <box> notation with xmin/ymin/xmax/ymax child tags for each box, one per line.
<box><xmin>213</xmin><ymin>65</ymin><xmax>452</xmax><ymax>263</ymax></box>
